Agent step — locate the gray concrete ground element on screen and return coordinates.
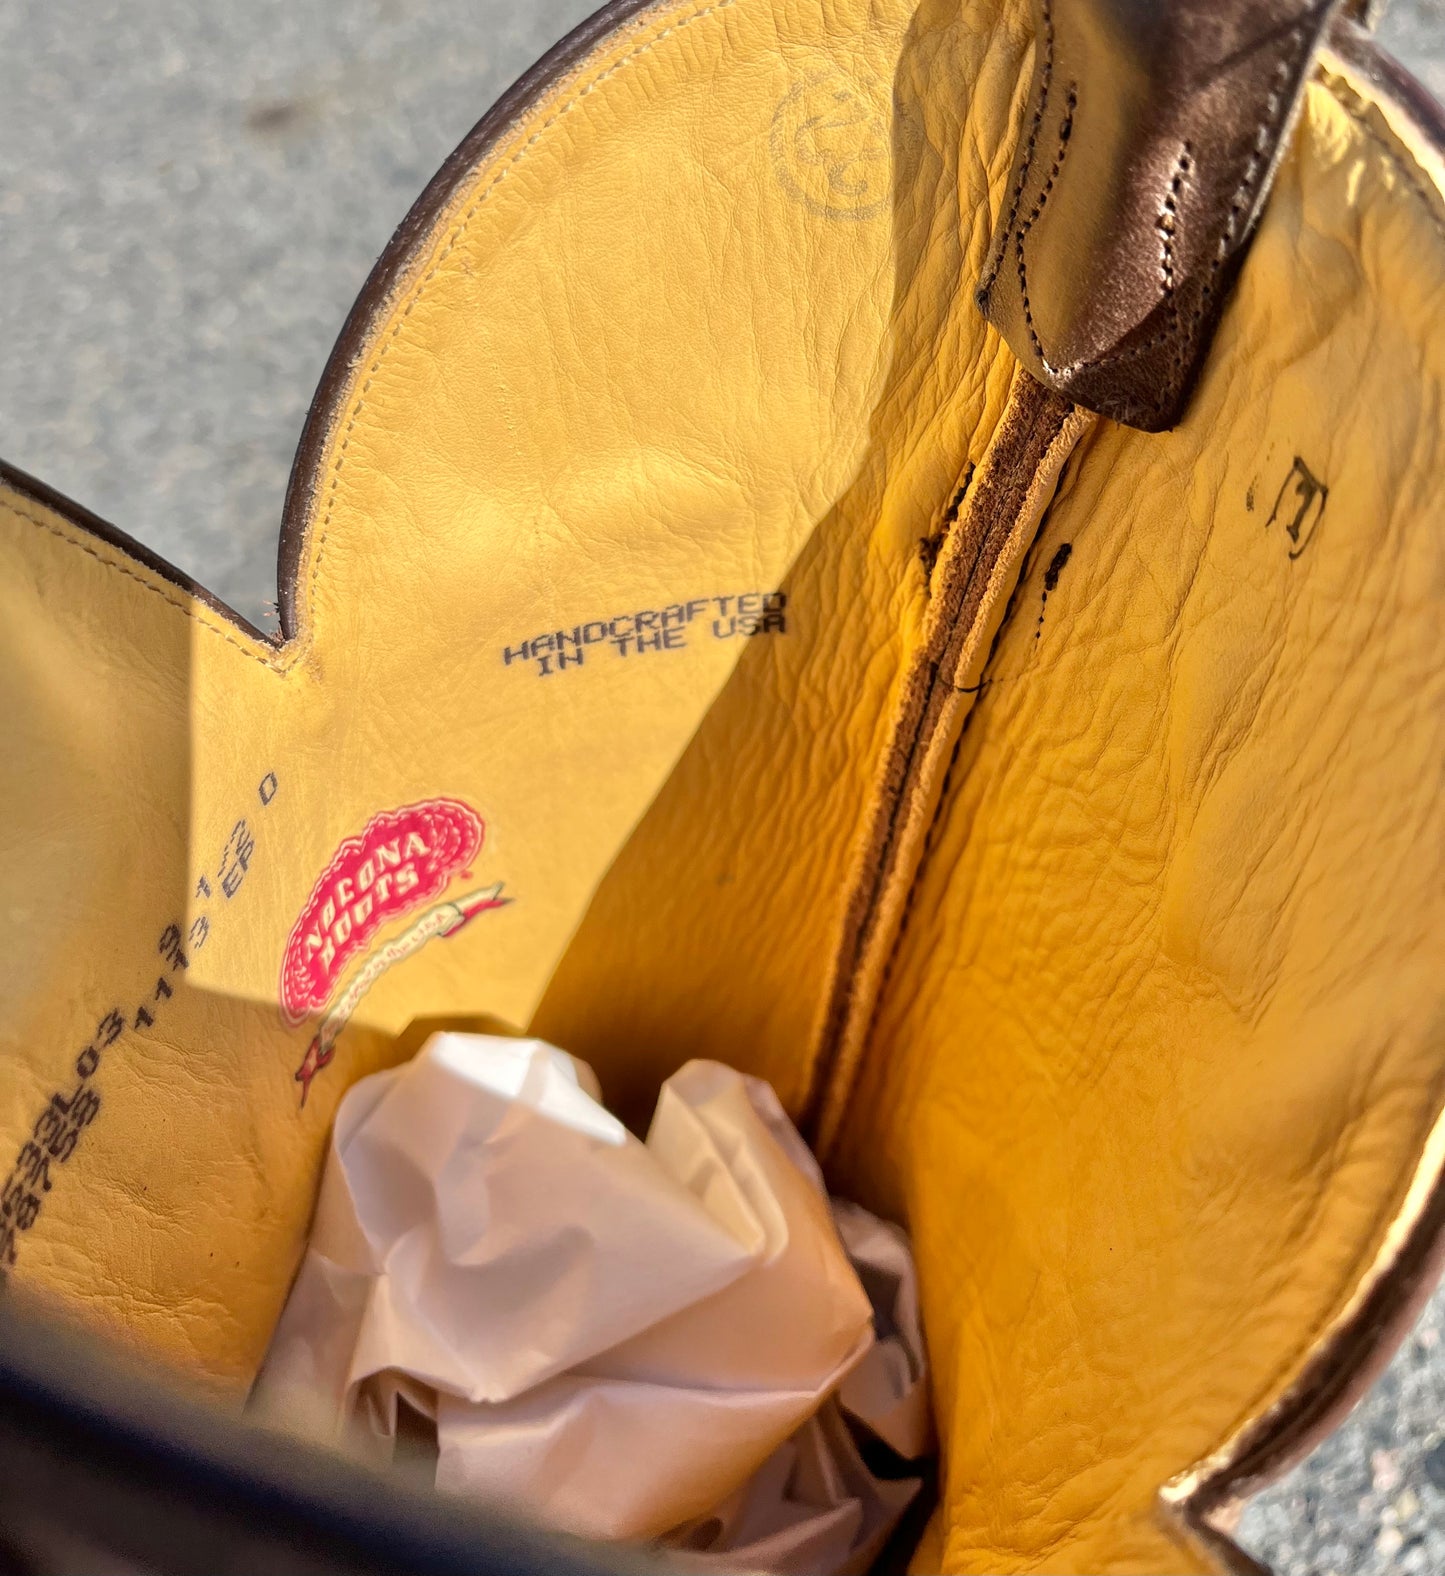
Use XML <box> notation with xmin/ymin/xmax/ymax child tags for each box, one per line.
<box><xmin>2</xmin><ymin>2</ymin><xmax>1443</xmax><ymax>1571</ymax></box>
<box><xmin>0</xmin><ymin>0</ymin><xmax>599</xmax><ymax>628</ymax></box>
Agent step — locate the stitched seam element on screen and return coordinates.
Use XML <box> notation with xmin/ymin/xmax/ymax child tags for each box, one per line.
<box><xmin>1016</xmin><ymin>85</ymin><xmax>1077</xmax><ymax>375</ymax></box>
<box><xmin>1025</xmin><ymin>59</ymin><xmax>1445</xmax><ymax>403</ymax></box>
<box><xmin>856</xmin><ymin>724</ymin><xmax>967</xmax><ymax>1073</ymax></box>
<box><xmin>303</xmin><ymin>0</ymin><xmax>738</xmax><ymax>639</ymax></box>
<box><xmin>804</xmin><ymin>381</ymin><xmax>1077</xmax><ymax>1144</ymax></box>
<box><xmin>848</xmin><ymin>458</ymin><xmax>1075</xmax><ymax>1128</ymax></box>
<box><xmin>978</xmin><ymin>0</ymin><xmax>1055</xmax><ymax>299</ymax></box>
<box><xmin>1019</xmin><ymin>33</ymin><xmax>1303</xmax><ymax>404</ymax></box>
<box><xmin>855</xmin><ymin>503</ymin><xmax>1014</xmax><ymax>1011</ymax></box>
<box><xmin>1089</xmin><ymin>37</ymin><xmax>1437</xmax><ymax>388</ymax></box>
<box><xmin>1</xmin><ymin>503</ymin><xmax>283</xmax><ymax>672</ymax></box>
<box><xmin>1120</xmin><ymin>41</ymin><xmax>1299</xmax><ymax>370</ymax></box>
<box><xmin>1157</xmin><ymin>144</ymin><xmax>1192</xmax><ymax>304</ymax></box>
<box><xmin>1196</xmin><ymin>40</ymin><xmax>1302</xmax><ymax>296</ymax></box>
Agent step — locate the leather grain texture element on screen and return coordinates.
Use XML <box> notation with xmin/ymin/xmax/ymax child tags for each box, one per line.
<box><xmin>0</xmin><ymin>1</ymin><xmax>1441</xmax><ymax>1573</ymax></box>
<box><xmin>803</xmin><ymin>371</ymin><xmax>1091</xmax><ymax>1155</ymax></box>
<box><xmin>831</xmin><ymin>50</ymin><xmax>1445</xmax><ymax>1573</ymax></box>
<box><xmin>0</xmin><ymin>0</ymin><xmax>1029</xmax><ymax>1386</ymax></box>
<box><xmin>533</xmin><ymin>0</ymin><xmax>1041</xmax><ymax>1126</ymax></box>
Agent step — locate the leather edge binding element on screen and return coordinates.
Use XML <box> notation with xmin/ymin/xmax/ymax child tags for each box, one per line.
<box><xmin>1161</xmin><ymin>1098</ymin><xmax>1445</xmax><ymax>1572</ymax></box>
<box><xmin>274</xmin><ymin>0</ymin><xmax>672</xmax><ymax>640</ymax></box>
<box><xmin>0</xmin><ymin>457</ymin><xmax>276</xmax><ymax>648</ymax></box>
<box><xmin>803</xmin><ymin>372</ymin><xmax>1090</xmax><ymax>1154</ymax></box>
<box><xmin>1155</xmin><ymin>29</ymin><xmax>1445</xmax><ymax>1566</ymax></box>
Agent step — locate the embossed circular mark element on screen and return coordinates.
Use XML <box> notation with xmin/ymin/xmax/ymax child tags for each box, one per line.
<box><xmin>770</xmin><ymin>69</ymin><xmax>890</xmax><ymax>222</ymax></box>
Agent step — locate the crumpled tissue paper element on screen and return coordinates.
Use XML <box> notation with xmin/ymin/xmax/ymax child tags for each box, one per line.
<box><xmin>253</xmin><ymin>1034</ymin><xmax>931</xmax><ymax>1573</ymax></box>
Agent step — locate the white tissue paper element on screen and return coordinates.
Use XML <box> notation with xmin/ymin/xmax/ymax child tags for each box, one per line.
<box><xmin>253</xmin><ymin>1034</ymin><xmax>932</xmax><ymax>1574</ymax></box>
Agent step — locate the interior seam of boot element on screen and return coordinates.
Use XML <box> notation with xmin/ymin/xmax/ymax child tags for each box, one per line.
<box><xmin>801</xmin><ymin>370</ymin><xmax>1088</xmax><ymax>1153</ymax></box>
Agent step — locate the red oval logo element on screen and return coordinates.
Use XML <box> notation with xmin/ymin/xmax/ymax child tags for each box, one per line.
<box><xmin>279</xmin><ymin>798</ymin><xmax>483</xmax><ymax>1023</ymax></box>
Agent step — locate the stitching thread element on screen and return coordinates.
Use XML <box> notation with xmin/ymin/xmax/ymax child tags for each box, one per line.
<box><xmin>854</xmin><ymin>724</ymin><xmax>966</xmax><ymax>1078</ymax></box>
<box><xmin>978</xmin><ymin>0</ymin><xmax>1055</xmax><ymax>300</ymax></box>
<box><xmin>804</xmin><ymin>381</ymin><xmax>1080</xmax><ymax>1144</ymax></box>
<box><xmin>1157</xmin><ymin>143</ymin><xmax>1193</xmax><ymax>300</ymax></box>
<box><xmin>1155</xmin><ymin>143</ymin><xmax>1194</xmax><ymax>372</ymax></box>
<box><xmin>1014</xmin><ymin>30</ymin><xmax>1305</xmax><ymax>408</ymax></box>
<box><xmin>1016</xmin><ymin>85</ymin><xmax>1077</xmax><ymax>373</ymax></box>
<box><xmin>845</xmin><ymin>454</ymin><xmax>1076</xmax><ymax>1133</ymax></box>
<box><xmin>1096</xmin><ymin>68</ymin><xmax>1443</xmax><ymax>390</ymax></box>
<box><xmin>1206</xmin><ymin>45</ymin><xmax>1300</xmax><ymax>274</ymax></box>
<box><xmin>304</xmin><ymin>0</ymin><xmax>738</xmax><ymax>634</ymax></box>
<box><xmin>1110</xmin><ymin>41</ymin><xmax>1300</xmax><ymax>374</ymax></box>
<box><xmin>1</xmin><ymin>502</ymin><xmax>283</xmax><ymax>672</ymax></box>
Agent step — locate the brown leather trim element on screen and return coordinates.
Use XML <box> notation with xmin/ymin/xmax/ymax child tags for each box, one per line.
<box><xmin>275</xmin><ymin>0</ymin><xmax>670</xmax><ymax>640</ymax></box>
<box><xmin>1166</xmin><ymin>1116</ymin><xmax>1445</xmax><ymax>1571</ymax></box>
<box><xmin>1157</xmin><ymin>21</ymin><xmax>1445</xmax><ymax>1573</ymax></box>
<box><xmin>977</xmin><ymin>0</ymin><xmax>1349</xmax><ymax>432</ymax></box>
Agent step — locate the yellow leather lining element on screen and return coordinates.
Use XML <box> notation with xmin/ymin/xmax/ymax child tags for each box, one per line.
<box><xmin>0</xmin><ymin>0</ymin><xmax>1029</xmax><ymax>1388</ymax></box>
<box><xmin>535</xmin><ymin>0</ymin><xmax>1038</xmax><ymax>1123</ymax></box>
<box><xmin>0</xmin><ymin>2</ymin><xmax>1441</xmax><ymax>1572</ymax></box>
<box><xmin>827</xmin><ymin>67</ymin><xmax>1445</xmax><ymax>1575</ymax></box>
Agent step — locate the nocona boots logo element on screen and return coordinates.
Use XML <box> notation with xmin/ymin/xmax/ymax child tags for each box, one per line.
<box><xmin>280</xmin><ymin>799</ymin><xmax>509</xmax><ymax>1104</ymax></box>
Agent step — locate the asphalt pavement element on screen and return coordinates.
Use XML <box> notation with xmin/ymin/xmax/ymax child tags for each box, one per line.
<box><xmin>2</xmin><ymin>2</ymin><xmax>1443</xmax><ymax>1571</ymax></box>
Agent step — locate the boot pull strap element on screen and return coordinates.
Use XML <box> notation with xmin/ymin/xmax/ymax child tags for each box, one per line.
<box><xmin>977</xmin><ymin>0</ymin><xmax>1346</xmax><ymax>430</ymax></box>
